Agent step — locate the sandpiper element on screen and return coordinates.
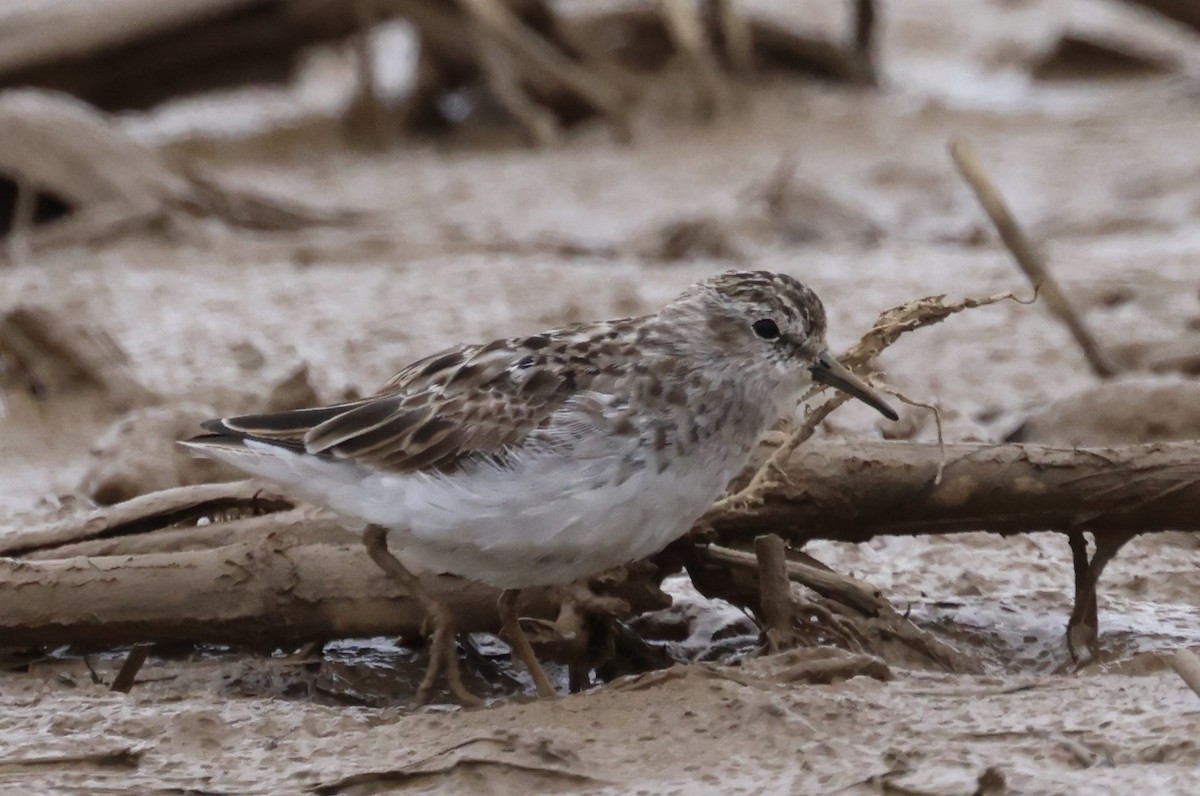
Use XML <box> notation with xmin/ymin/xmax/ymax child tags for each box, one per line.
<box><xmin>183</xmin><ymin>270</ymin><xmax>897</xmax><ymax>703</ymax></box>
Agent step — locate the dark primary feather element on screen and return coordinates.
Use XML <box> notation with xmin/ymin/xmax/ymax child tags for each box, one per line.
<box><xmin>200</xmin><ymin>403</ymin><xmax>365</xmax><ymax>437</ymax></box>
<box><xmin>198</xmin><ymin>321</ymin><xmax>639</xmax><ymax>475</ymax></box>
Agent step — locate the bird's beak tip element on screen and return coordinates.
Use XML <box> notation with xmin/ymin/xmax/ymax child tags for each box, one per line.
<box><xmin>810</xmin><ymin>351</ymin><xmax>899</xmax><ymax>422</ymax></box>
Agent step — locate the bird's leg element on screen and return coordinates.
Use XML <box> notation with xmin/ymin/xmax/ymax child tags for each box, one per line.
<box><xmin>362</xmin><ymin>525</ymin><xmax>482</xmax><ymax>707</ymax></box>
<box><xmin>422</xmin><ymin>598</ymin><xmax>482</xmax><ymax>706</ymax></box>
<box><xmin>498</xmin><ymin>589</ymin><xmax>557</xmax><ymax>698</ymax></box>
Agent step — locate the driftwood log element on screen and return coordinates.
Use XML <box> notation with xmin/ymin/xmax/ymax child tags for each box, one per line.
<box><xmin>0</xmin><ymin>540</ymin><xmax>563</xmax><ymax>649</ymax></box>
<box><xmin>1</xmin><ymin>441</ymin><xmax>1196</xmax><ymax>663</ymax></box>
<box><xmin>702</xmin><ymin>440</ymin><xmax>1200</xmax><ymax>541</ymax></box>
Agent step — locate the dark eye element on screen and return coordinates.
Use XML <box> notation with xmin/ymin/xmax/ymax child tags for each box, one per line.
<box><xmin>752</xmin><ymin>319</ymin><xmax>781</xmax><ymax>340</ymax></box>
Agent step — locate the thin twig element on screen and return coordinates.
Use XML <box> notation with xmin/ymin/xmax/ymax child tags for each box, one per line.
<box><xmin>853</xmin><ymin>0</ymin><xmax>877</xmax><ymax>55</ymax></box>
<box><xmin>948</xmin><ymin>138</ymin><xmax>1118</xmax><ymax>378</ymax></box>
<box><xmin>346</xmin><ymin>0</ymin><xmax>392</xmax><ymax>149</ymax></box>
<box><xmin>6</xmin><ymin>173</ymin><xmax>35</xmax><ymax>265</ymax></box>
<box><xmin>474</xmin><ymin>24</ymin><xmax>561</xmax><ymax>146</ymax></box>
<box><xmin>706</xmin><ymin>544</ymin><xmax>884</xmax><ymax>616</ymax></box>
<box><xmin>0</xmin><ymin>479</ymin><xmax>290</xmax><ymax>558</ymax></box>
<box><xmin>791</xmin><ymin>598</ymin><xmax>870</xmax><ymax>653</ymax></box>
<box><xmin>1172</xmin><ymin>648</ymin><xmax>1200</xmax><ymax>699</ymax></box>
<box><xmin>110</xmin><ymin>642</ymin><xmax>151</xmax><ymax>693</ymax></box>
<box><xmin>81</xmin><ymin>654</ymin><xmax>102</xmax><ymax>685</ymax></box>
<box><xmin>840</xmin><ymin>290</ymin><xmax>1022</xmax><ymax>373</ymax></box>
<box><xmin>881</xmin><ymin>385</ymin><xmax>946</xmax><ymax>484</ymax></box>
<box><xmin>715</xmin><ymin>0</ymin><xmax>754</xmax><ymax>74</ymax></box>
<box><xmin>661</xmin><ymin>0</ymin><xmax>728</xmax><ymax>118</ymax></box>
<box><xmin>0</xmin><ymin>746</ymin><xmax>144</xmax><ymax>771</ymax></box>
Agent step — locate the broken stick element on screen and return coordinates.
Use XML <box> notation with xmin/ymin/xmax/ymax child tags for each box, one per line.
<box><xmin>754</xmin><ymin>534</ymin><xmax>799</xmax><ymax>652</ymax></box>
<box><xmin>949</xmin><ymin>138</ymin><xmax>1118</xmax><ymax>378</ymax></box>
<box><xmin>109</xmin><ymin>643</ymin><xmax>151</xmax><ymax>693</ymax></box>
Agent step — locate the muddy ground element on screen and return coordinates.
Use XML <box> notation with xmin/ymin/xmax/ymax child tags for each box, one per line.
<box><xmin>3</xmin><ymin>0</ymin><xmax>1200</xmax><ymax>793</ymax></box>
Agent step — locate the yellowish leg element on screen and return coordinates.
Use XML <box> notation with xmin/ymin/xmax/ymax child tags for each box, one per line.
<box><xmin>498</xmin><ymin>589</ymin><xmax>557</xmax><ymax>699</ymax></box>
<box><xmin>363</xmin><ymin>525</ymin><xmax>482</xmax><ymax>707</ymax></box>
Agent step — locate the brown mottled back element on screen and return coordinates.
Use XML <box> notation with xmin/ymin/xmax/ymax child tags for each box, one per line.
<box><xmin>202</xmin><ymin>318</ymin><xmax>645</xmax><ymax>474</ymax></box>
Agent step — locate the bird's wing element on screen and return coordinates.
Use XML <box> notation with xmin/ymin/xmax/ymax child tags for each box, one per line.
<box><xmin>197</xmin><ymin>325</ymin><xmax>632</xmax><ymax>474</ymax></box>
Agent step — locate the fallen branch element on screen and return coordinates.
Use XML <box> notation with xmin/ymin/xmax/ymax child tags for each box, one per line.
<box><xmin>38</xmin><ymin>437</ymin><xmax>1190</xmax><ymax>565</ymax></box>
<box><xmin>473</xmin><ymin>25</ymin><xmax>561</xmax><ymax>146</ymax></box>
<box><xmin>711</xmin><ymin>437</ymin><xmax>1200</xmax><ymax>665</ymax></box>
<box><xmin>1</xmin><ymin>503</ymin><xmax>668</xmax><ymax>649</ymax></box>
<box><xmin>567</xmin><ymin>3</ymin><xmax>878</xmax><ymax>86</ymax></box>
<box><xmin>714</xmin><ymin>0</ymin><xmax>753</xmax><ymax>75</ymax></box>
<box><xmin>0</xmin><ymin>479</ymin><xmax>291</xmax><ymax>557</ymax></box>
<box><xmin>0</xmin><ymin>539</ymin><xmax>568</xmax><ymax>649</ymax></box>
<box><xmin>706</xmin><ymin>440</ymin><xmax>1200</xmax><ymax>542</ymax></box>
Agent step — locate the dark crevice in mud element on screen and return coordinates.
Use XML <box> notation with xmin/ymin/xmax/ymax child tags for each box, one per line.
<box><xmin>96</xmin><ymin>496</ymin><xmax>294</xmax><ymax>539</ymax></box>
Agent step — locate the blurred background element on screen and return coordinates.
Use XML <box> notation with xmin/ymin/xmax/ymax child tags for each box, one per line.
<box><xmin>2</xmin><ymin>0</ymin><xmax>1200</xmax><ymax>661</ymax></box>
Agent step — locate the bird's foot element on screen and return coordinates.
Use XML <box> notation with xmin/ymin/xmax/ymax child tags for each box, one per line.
<box><xmin>417</xmin><ymin>602</ymin><xmax>484</xmax><ymax>707</ymax></box>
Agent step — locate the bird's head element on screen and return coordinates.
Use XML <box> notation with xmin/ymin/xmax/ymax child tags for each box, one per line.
<box><xmin>658</xmin><ymin>270</ymin><xmax>898</xmax><ymax>421</ymax></box>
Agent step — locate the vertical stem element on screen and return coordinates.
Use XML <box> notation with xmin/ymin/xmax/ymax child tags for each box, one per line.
<box><xmin>754</xmin><ymin>533</ymin><xmax>796</xmax><ymax>652</ymax></box>
<box><xmin>110</xmin><ymin>643</ymin><xmax>152</xmax><ymax>693</ymax></box>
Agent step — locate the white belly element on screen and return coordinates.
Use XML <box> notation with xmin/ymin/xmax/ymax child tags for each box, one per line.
<box><xmin>227</xmin><ymin>438</ymin><xmax>751</xmax><ymax>589</ymax></box>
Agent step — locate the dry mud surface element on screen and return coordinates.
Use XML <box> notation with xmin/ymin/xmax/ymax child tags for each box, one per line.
<box><xmin>3</xmin><ymin>0</ymin><xmax>1200</xmax><ymax>793</ymax></box>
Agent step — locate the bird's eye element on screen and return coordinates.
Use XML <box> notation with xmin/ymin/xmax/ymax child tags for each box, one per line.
<box><xmin>752</xmin><ymin>319</ymin><xmax>781</xmax><ymax>340</ymax></box>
